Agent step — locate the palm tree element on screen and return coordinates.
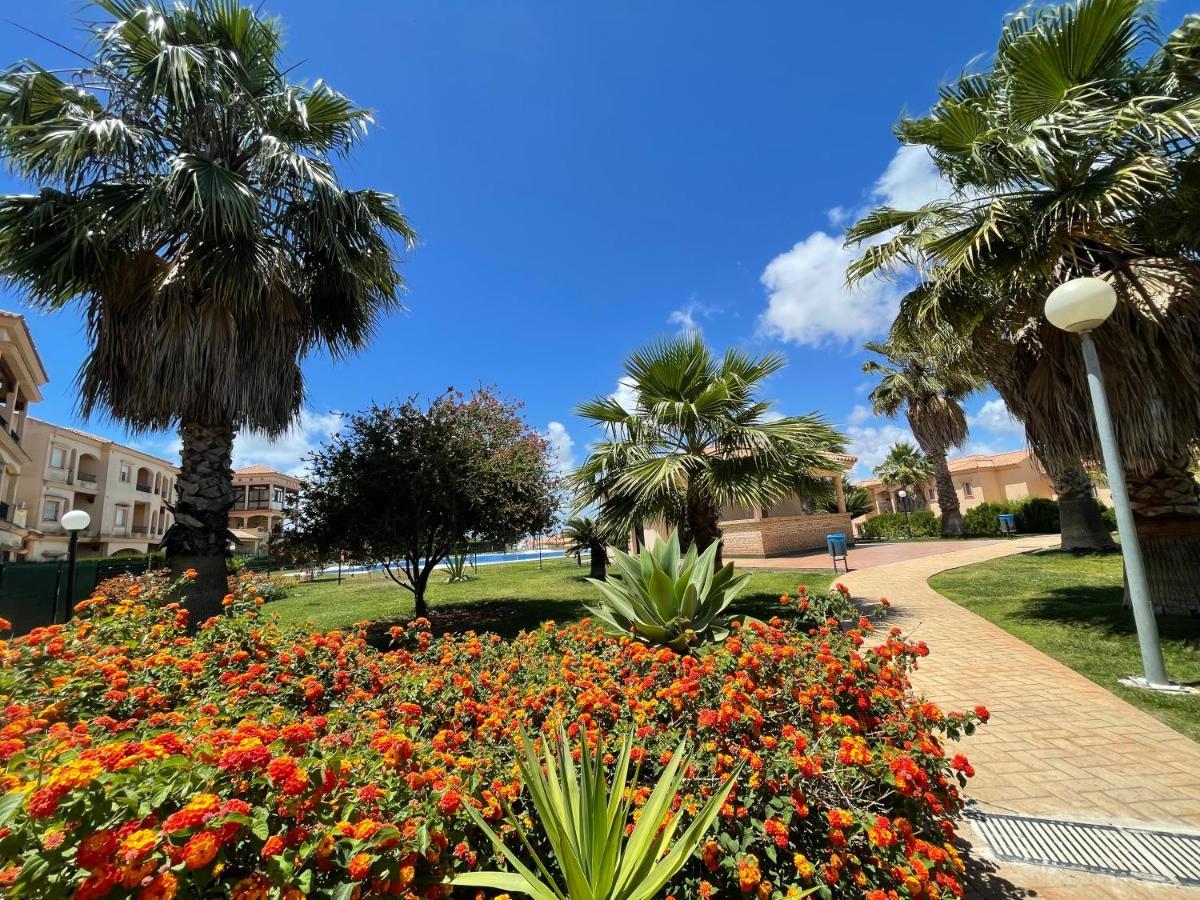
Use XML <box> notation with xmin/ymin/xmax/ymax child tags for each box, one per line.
<box><xmin>561</xmin><ymin>515</ymin><xmax>616</xmax><ymax>580</ymax></box>
<box><xmin>846</xmin><ymin>0</ymin><xmax>1200</xmax><ymax>612</ymax></box>
<box><xmin>862</xmin><ymin>336</ymin><xmax>981</xmax><ymax>536</ymax></box>
<box><xmin>571</xmin><ymin>335</ymin><xmax>845</xmax><ymax>567</ymax></box>
<box><xmin>821</xmin><ymin>481</ymin><xmax>872</xmax><ymax>519</ymax></box>
<box><xmin>0</xmin><ymin>1</ymin><xmax>413</xmax><ymax>620</ymax></box>
<box><xmin>873</xmin><ymin>443</ymin><xmax>934</xmax><ymax>512</ymax></box>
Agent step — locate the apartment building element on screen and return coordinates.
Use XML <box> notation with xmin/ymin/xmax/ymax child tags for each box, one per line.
<box><xmin>0</xmin><ymin>313</ymin><xmax>49</xmax><ymax>561</ymax></box>
<box><xmin>228</xmin><ymin>465</ymin><xmax>301</xmax><ymax>554</ymax></box>
<box><xmin>859</xmin><ymin>448</ymin><xmax>1112</xmax><ymax>518</ymax></box>
<box><xmin>15</xmin><ymin>418</ymin><xmax>178</xmax><ymax>560</ymax></box>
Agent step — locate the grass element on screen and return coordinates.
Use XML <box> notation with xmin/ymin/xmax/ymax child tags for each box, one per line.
<box><xmin>930</xmin><ymin>550</ymin><xmax>1200</xmax><ymax>743</ymax></box>
<box><xmin>269</xmin><ymin>557</ymin><xmax>834</xmax><ymax>638</ymax></box>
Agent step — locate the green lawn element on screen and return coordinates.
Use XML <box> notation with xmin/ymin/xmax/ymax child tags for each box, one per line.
<box><xmin>930</xmin><ymin>551</ymin><xmax>1200</xmax><ymax>743</ymax></box>
<box><xmin>269</xmin><ymin>557</ymin><xmax>833</xmax><ymax>638</ymax></box>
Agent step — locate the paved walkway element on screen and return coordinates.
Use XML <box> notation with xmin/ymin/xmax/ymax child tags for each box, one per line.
<box><xmin>839</xmin><ymin>537</ymin><xmax>1200</xmax><ymax>898</ymax></box>
<box><xmin>733</xmin><ymin>538</ymin><xmax>1003</xmax><ymax>571</ymax></box>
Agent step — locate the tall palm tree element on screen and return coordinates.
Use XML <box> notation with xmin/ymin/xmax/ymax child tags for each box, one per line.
<box><xmin>561</xmin><ymin>515</ymin><xmax>617</xmax><ymax>580</ymax></box>
<box><xmin>862</xmin><ymin>336</ymin><xmax>981</xmax><ymax>536</ymax></box>
<box><xmin>873</xmin><ymin>443</ymin><xmax>934</xmax><ymax>511</ymax></box>
<box><xmin>846</xmin><ymin>0</ymin><xmax>1200</xmax><ymax>612</ymax></box>
<box><xmin>0</xmin><ymin>1</ymin><xmax>413</xmax><ymax>620</ymax></box>
<box><xmin>571</xmin><ymin>335</ymin><xmax>845</xmax><ymax>567</ymax></box>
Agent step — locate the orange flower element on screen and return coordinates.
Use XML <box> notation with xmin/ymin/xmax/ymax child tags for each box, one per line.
<box><xmin>737</xmin><ymin>854</ymin><xmax>761</xmax><ymax>892</ymax></box>
<box><xmin>182</xmin><ymin>831</ymin><xmax>220</xmax><ymax>870</ymax></box>
<box><xmin>348</xmin><ymin>852</ymin><xmax>373</xmax><ymax>880</ymax></box>
<box><xmin>140</xmin><ymin>872</ymin><xmax>178</xmax><ymax>900</ymax></box>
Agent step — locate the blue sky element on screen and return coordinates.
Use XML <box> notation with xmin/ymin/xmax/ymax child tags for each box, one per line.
<box><xmin>1</xmin><ymin>1</ymin><xmax>1187</xmax><ymax>480</ymax></box>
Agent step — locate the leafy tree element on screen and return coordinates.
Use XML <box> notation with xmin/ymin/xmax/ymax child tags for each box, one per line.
<box><xmin>846</xmin><ymin>0</ymin><xmax>1200</xmax><ymax>610</ymax></box>
<box><xmin>571</xmin><ymin>335</ymin><xmax>845</xmax><ymax>567</ymax></box>
<box><xmin>873</xmin><ymin>443</ymin><xmax>934</xmax><ymax>510</ymax></box>
<box><xmin>862</xmin><ymin>336</ymin><xmax>981</xmax><ymax>536</ymax></box>
<box><xmin>821</xmin><ymin>481</ymin><xmax>873</xmax><ymax>519</ymax></box>
<box><xmin>561</xmin><ymin>515</ymin><xmax>618</xmax><ymax>580</ymax></box>
<box><xmin>295</xmin><ymin>390</ymin><xmax>559</xmax><ymax>617</ymax></box>
<box><xmin>0</xmin><ymin>0</ymin><xmax>413</xmax><ymax>621</ymax></box>
<box><xmin>268</xmin><ymin>528</ymin><xmax>329</xmax><ymax>583</ymax></box>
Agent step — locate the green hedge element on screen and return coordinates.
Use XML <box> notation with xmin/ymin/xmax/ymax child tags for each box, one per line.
<box><xmin>962</xmin><ymin>498</ymin><xmax>1062</xmax><ymax>536</ymax></box>
<box><xmin>861</xmin><ymin>510</ymin><xmax>941</xmax><ymax>540</ymax></box>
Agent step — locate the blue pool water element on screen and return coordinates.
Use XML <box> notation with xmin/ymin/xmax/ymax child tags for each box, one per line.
<box><xmin>320</xmin><ymin>548</ymin><xmax>585</xmax><ymax>576</ymax></box>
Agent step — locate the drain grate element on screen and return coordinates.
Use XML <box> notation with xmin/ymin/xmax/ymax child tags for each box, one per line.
<box><xmin>966</xmin><ymin>810</ymin><xmax>1200</xmax><ymax>886</ymax></box>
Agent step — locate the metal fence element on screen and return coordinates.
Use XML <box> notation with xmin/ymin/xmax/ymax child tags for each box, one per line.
<box><xmin>0</xmin><ymin>556</ymin><xmax>163</xmax><ymax>635</ymax></box>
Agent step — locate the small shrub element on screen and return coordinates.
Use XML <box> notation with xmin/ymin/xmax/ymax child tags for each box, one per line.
<box><xmin>963</xmin><ymin>501</ymin><xmax>1020</xmax><ymax>536</ymax></box>
<box><xmin>861</xmin><ymin>510</ymin><xmax>940</xmax><ymax>540</ymax></box>
<box><xmin>1102</xmin><ymin>505</ymin><xmax>1118</xmax><ymax>531</ymax></box>
<box><xmin>1015</xmin><ymin>497</ymin><xmax>1060</xmax><ymax>534</ymax></box>
<box><xmin>442</xmin><ymin>553</ymin><xmax>472</xmax><ymax>583</ymax></box>
<box><xmin>229</xmin><ymin>571</ymin><xmax>291</xmax><ymax>603</ymax></box>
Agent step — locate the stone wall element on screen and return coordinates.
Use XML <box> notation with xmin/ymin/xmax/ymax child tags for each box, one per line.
<box><xmin>721</xmin><ymin>513</ymin><xmax>854</xmax><ymax>558</ymax></box>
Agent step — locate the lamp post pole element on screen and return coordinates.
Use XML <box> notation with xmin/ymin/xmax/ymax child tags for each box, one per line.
<box><xmin>1077</xmin><ymin>331</ymin><xmax>1169</xmax><ymax>688</ymax></box>
<box><xmin>898</xmin><ymin>489</ymin><xmax>911</xmax><ymax>538</ymax></box>
<box><xmin>56</xmin><ymin>509</ymin><xmax>91</xmax><ymax>625</ymax></box>
<box><xmin>1045</xmin><ymin>277</ymin><xmax>1172</xmax><ymax>690</ymax></box>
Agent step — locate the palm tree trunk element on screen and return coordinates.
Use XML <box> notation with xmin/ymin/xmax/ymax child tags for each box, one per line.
<box><xmin>685</xmin><ymin>486</ymin><xmax>723</xmax><ymax>568</ymax></box>
<box><xmin>166</xmin><ymin>420</ymin><xmax>236</xmax><ymax>625</ymax></box>
<box><xmin>1125</xmin><ymin>455</ymin><xmax>1200</xmax><ymax>617</ymax></box>
<box><xmin>588</xmin><ymin>540</ymin><xmax>607</xmax><ymax>580</ymax></box>
<box><xmin>1051</xmin><ymin>461</ymin><xmax>1117</xmax><ymax>553</ymax></box>
<box><xmin>928</xmin><ymin>448</ymin><xmax>963</xmax><ymax>537</ymax></box>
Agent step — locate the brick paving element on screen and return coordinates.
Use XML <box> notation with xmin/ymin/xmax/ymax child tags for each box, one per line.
<box><xmin>837</xmin><ymin>536</ymin><xmax>1200</xmax><ymax>898</ymax></box>
<box><xmin>732</xmin><ymin>538</ymin><xmax>1004</xmax><ymax>571</ymax></box>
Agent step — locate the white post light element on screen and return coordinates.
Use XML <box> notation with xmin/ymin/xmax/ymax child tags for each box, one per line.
<box><xmin>1045</xmin><ymin>277</ymin><xmax>1176</xmax><ymax>691</ymax></box>
<box><xmin>57</xmin><ymin>509</ymin><xmax>91</xmax><ymax>625</ymax></box>
<box><xmin>897</xmin><ymin>489</ymin><xmax>911</xmax><ymax>538</ymax></box>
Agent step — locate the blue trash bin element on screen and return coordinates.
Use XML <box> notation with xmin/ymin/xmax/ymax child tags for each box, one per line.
<box><xmin>998</xmin><ymin>513</ymin><xmax>1017</xmax><ymax>537</ymax></box>
<box><xmin>826</xmin><ymin>533</ymin><xmax>848</xmax><ymax>573</ymax></box>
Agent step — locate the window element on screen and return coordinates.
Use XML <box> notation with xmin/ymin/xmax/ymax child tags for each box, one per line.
<box><xmin>962</xmin><ymin>482</ymin><xmax>974</xmax><ymax>498</ymax></box>
<box><xmin>49</xmin><ymin>447</ymin><xmax>66</xmax><ymax>469</ymax></box>
<box><xmin>928</xmin><ymin>488</ymin><xmax>937</xmax><ymax>501</ymax></box>
<box><xmin>42</xmin><ymin>497</ymin><xmax>63</xmax><ymax>523</ymax></box>
<box><xmin>273</xmin><ymin>488</ymin><xmax>284</xmax><ymax>504</ymax></box>
<box><xmin>114</xmin><ymin>506</ymin><xmax>128</xmax><ymax>526</ymax></box>
<box><xmin>119</xmin><ymin>465</ymin><xmax>131</xmax><ymax>483</ymax></box>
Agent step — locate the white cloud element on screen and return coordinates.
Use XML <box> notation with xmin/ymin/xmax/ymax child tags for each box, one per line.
<box><xmin>757</xmin><ymin>145</ymin><xmax>951</xmax><ymax>349</ymax></box>
<box><xmin>545</xmin><ymin>421</ymin><xmax>575</xmax><ymax>476</ymax></box>
<box><xmin>667</xmin><ymin>299</ymin><xmax>719</xmax><ymax>335</ymax></box>
<box><xmin>968</xmin><ymin>398</ymin><xmax>1023</xmax><ymax>437</ymax></box>
<box><xmin>871</xmin><ymin>144</ymin><xmax>950</xmax><ymax>212</ymax></box>
<box><xmin>610</xmin><ymin>376</ymin><xmax>638</xmax><ymax>412</ymax></box>
<box><xmin>233</xmin><ymin>409</ymin><xmax>343</xmax><ymax>476</ymax></box>
<box><xmin>845</xmin><ymin>420</ymin><xmax>915</xmax><ymax>481</ymax></box>
<box><xmin>759</xmin><ymin>231</ymin><xmax>904</xmax><ymax>347</ymax></box>
<box><xmin>847</xmin><ymin>403</ymin><xmax>873</xmax><ymax>425</ymax></box>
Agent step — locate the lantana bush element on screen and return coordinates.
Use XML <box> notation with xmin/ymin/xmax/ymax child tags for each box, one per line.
<box><xmin>0</xmin><ymin>573</ymin><xmax>986</xmax><ymax>898</ymax></box>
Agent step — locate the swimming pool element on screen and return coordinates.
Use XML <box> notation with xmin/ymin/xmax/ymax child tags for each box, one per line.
<box><xmin>317</xmin><ymin>547</ymin><xmax>586</xmax><ymax>576</ymax></box>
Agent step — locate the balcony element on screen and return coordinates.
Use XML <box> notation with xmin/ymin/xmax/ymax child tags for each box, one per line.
<box><xmin>135</xmin><ymin>484</ymin><xmax>153</xmax><ymax>494</ymax></box>
<box><xmin>131</xmin><ymin>526</ymin><xmax>149</xmax><ymax>537</ymax></box>
<box><xmin>77</xmin><ymin>472</ymin><xmax>98</xmax><ymax>485</ymax></box>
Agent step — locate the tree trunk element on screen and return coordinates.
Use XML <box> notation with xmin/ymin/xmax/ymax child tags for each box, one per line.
<box><xmin>1126</xmin><ymin>457</ymin><xmax>1200</xmax><ymax>617</ymax></box>
<box><xmin>588</xmin><ymin>540</ymin><xmax>607</xmax><ymax>580</ymax></box>
<box><xmin>633</xmin><ymin>524</ymin><xmax>645</xmax><ymax>552</ymax></box>
<box><xmin>412</xmin><ymin>573</ymin><xmax>429</xmax><ymax>618</ymax></box>
<box><xmin>165</xmin><ymin>421</ymin><xmax>236</xmax><ymax>626</ymax></box>
<box><xmin>928</xmin><ymin>448</ymin><xmax>964</xmax><ymax>538</ymax></box>
<box><xmin>1051</xmin><ymin>461</ymin><xmax>1117</xmax><ymax>553</ymax></box>
<box><xmin>685</xmin><ymin>486</ymin><xmax>723</xmax><ymax>568</ymax></box>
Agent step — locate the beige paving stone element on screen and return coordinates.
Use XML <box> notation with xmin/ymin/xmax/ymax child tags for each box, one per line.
<box><xmin>837</xmin><ymin>537</ymin><xmax>1200</xmax><ymax>897</ymax></box>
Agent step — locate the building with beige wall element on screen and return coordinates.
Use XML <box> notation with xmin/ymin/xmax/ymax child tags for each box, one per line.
<box><xmin>641</xmin><ymin>454</ymin><xmax>858</xmax><ymax>558</ymax></box>
<box><xmin>15</xmin><ymin>418</ymin><xmax>178</xmax><ymax>559</ymax></box>
<box><xmin>859</xmin><ymin>448</ymin><xmax>1111</xmax><ymax>519</ymax></box>
<box><xmin>0</xmin><ymin>313</ymin><xmax>49</xmax><ymax>561</ymax></box>
<box><xmin>228</xmin><ymin>465</ymin><xmax>301</xmax><ymax>555</ymax></box>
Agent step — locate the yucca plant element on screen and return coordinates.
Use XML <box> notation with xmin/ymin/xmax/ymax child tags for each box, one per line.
<box><xmin>453</xmin><ymin>727</ymin><xmax>740</xmax><ymax>900</ymax></box>
<box><xmin>586</xmin><ymin>532</ymin><xmax>750</xmax><ymax>652</ymax></box>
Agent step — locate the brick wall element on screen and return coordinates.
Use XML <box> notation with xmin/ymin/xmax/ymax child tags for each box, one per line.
<box><xmin>721</xmin><ymin>513</ymin><xmax>854</xmax><ymax>558</ymax></box>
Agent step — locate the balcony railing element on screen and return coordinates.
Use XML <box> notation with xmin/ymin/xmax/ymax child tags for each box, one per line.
<box><xmin>132</xmin><ymin>526</ymin><xmax>149</xmax><ymax>537</ymax></box>
<box><xmin>77</xmin><ymin>472</ymin><xmax>99</xmax><ymax>485</ymax></box>
<box><xmin>135</xmin><ymin>484</ymin><xmax>153</xmax><ymax>493</ymax></box>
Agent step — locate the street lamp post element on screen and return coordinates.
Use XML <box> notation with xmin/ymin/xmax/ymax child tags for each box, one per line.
<box><xmin>898</xmin><ymin>489</ymin><xmax>912</xmax><ymax>538</ymax></box>
<box><xmin>1044</xmin><ymin>277</ymin><xmax>1177</xmax><ymax>691</ymax></box>
<box><xmin>56</xmin><ymin>509</ymin><xmax>91</xmax><ymax>625</ymax></box>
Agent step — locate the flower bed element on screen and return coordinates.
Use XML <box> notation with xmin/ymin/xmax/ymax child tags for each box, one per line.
<box><xmin>0</xmin><ymin>574</ymin><xmax>986</xmax><ymax>898</ymax></box>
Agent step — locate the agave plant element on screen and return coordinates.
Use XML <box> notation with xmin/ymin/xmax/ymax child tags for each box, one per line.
<box><xmin>442</xmin><ymin>552</ymin><xmax>472</xmax><ymax>583</ymax></box>
<box><xmin>453</xmin><ymin>727</ymin><xmax>740</xmax><ymax>900</ymax></box>
<box><xmin>586</xmin><ymin>532</ymin><xmax>750</xmax><ymax>652</ymax></box>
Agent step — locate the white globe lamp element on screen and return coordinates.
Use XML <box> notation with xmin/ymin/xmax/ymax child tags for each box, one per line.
<box><xmin>1044</xmin><ymin>277</ymin><xmax>1117</xmax><ymax>334</ymax></box>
